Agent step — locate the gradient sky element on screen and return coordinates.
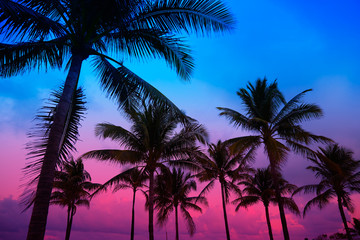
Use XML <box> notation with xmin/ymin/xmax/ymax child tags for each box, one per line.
<box><xmin>1</xmin><ymin>0</ymin><xmax>360</xmax><ymax>239</ymax></box>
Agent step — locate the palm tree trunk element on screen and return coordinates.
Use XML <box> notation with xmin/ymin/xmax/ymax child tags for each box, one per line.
<box><xmin>148</xmin><ymin>169</ymin><xmax>155</xmax><ymax>240</ymax></box>
<box><xmin>337</xmin><ymin>196</ymin><xmax>353</xmax><ymax>240</ymax></box>
<box><xmin>27</xmin><ymin>54</ymin><xmax>84</xmax><ymax>240</ymax></box>
<box><xmin>65</xmin><ymin>207</ymin><xmax>71</xmax><ymax>240</ymax></box>
<box><xmin>269</xmin><ymin>161</ymin><xmax>290</xmax><ymax>240</ymax></box>
<box><xmin>264</xmin><ymin>205</ymin><xmax>274</xmax><ymax>240</ymax></box>
<box><xmin>131</xmin><ymin>189</ymin><xmax>136</xmax><ymax>240</ymax></box>
<box><xmin>220</xmin><ymin>182</ymin><xmax>231</xmax><ymax>240</ymax></box>
<box><xmin>65</xmin><ymin>206</ymin><xmax>74</xmax><ymax>240</ymax></box>
<box><xmin>175</xmin><ymin>205</ymin><xmax>179</xmax><ymax>240</ymax></box>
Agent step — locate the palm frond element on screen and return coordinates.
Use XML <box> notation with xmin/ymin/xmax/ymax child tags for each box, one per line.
<box><xmin>263</xmin><ymin>137</ymin><xmax>289</xmax><ymax>167</ymax></box>
<box><xmin>81</xmin><ymin>149</ymin><xmax>142</xmax><ymax>165</ymax></box>
<box><xmin>227</xmin><ymin>136</ymin><xmax>261</xmax><ymax>154</ymax></box>
<box><xmin>180</xmin><ymin>206</ymin><xmax>196</xmax><ymax>236</ymax></box>
<box><xmin>277</xmin><ymin>103</ymin><xmax>323</xmax><ymax>126</ymax></box>
<box><xmin>281</xmin><ymin>197</ymin><xmax>300</xmax><ymax>216</ymax></box>
<box><xmin>217</xmin><ymin>107</ymin><xmax>256</xmax><ymax>131</ymax></box>
<box><xmin>21</xmin><ymin>86</ymin><xmax>86</xmax><ymax>210</ymax></box>
<box><xmin>104</xmin><ymin>29</ymin><xmax>194</xmax><ymax>80</ymax></box>
<box><xmin>0</xmin><ymin>0</ymin><xmax>65</xmax><ymax>40</ymax></box>
<box><xmin>273</xmin><ymin>89</ymin><xmax>312</xmax><ymax>124</ymax></box>
<box><xmin>303</xmin><ymin>189</ymin><xmax>334</xmax><ymax>217</ymax></box>
<box><xmin>233</xmin><ymin>196</ymin><xmax>260</xmax><ymax>211</ymax></box>
<box><xmin>95</xmin><ymin>122</ymin><xmax>142</xmax><ymax>150</ymax></box>
<box><xmin>0</xmin><ymin>37</ymin><xmax>69</xmax><ymax>77</ymax></box>
<box><xmin>196</xmin><ymin>180</ymin><xmax>215</xmax><ymax>201</ymax></box>
<box><xmin>134</xmin><ymin>0</ymin><xmax>234</xmax><ymax>35</ymax></box>
<box><xmin>91</xmin><ymin>55</ymin><xmax>184</xmax><ymax>115</ymax></box>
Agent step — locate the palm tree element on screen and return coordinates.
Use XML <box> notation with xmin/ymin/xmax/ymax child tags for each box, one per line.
<box><xmin>154</xmin><ymin>168</ymin><xmax>207</xmax><ymax>240</ymax></box>
<box><xmin>350</xmin><ymin>218</ymin><xmax>360</xmax><ymax>236</ymax></box>
<box><xmin>233</xmin><ymin>167</ymin><xmax>300</xmax><ymax>240</ymax></box>
<box><xmin>293</xmin><ymin>144</ymin><xmax>360</xmax><ymax>240</ymax></box>
<box><xmin>21</xmin><ymin>86</ymin><xmax>86</xmax><ymax>210</ymax></box>
<box><xmin>82</xmin><ymin>102</ymin><xmax>207</xmax><ymax>240</ymax></box>
<box><xmin>217</xmin><ymin>78</ymin><xmax>330</xmax><ymax>240</ymax></box>
<box><xmin>94</xmin><ymin>167</ymin><xmax>148</xmax><ymax>240</ymax></box>
<box><xmin>0</xmin><ymin>1</ymin><xmax>233</xmax><ymax>238</ymax></box>
<box><xmin>50</xmin><ymin>158</ymin><xmax>100</xmax><ymax>240</ymax></box>
<box><xmin>194</xmin><ymin>140</ymin><xmax>252</xmax><ymax>240</ymax></box>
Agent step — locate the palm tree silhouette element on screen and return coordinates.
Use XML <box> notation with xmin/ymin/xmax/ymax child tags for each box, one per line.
<box><xmin>51</xmin><ymin>158</ymin><xmax>100</xmax><ymax>240</ymax></box>
<box><xmin>82</xmin><ymin>102</ymin><xmax>207</xmax><ymax>240</ymax></box>
<box><xmin>93</xmin><ymin>167</ymin><xmax>148</xmax><ymax>240</ymax></box>
<box><xmin>154</xmin><ymin>168</ymin><xmax>207</xmax><ymax>240</ymax></box>
<box><xmin>234</xmin><ymin>167</ymin><xmax>300</xmax><ymax>240</ymax></box>
<box><xmin>21</xmin><ymin>86</ymin><xmax>86</xmax><ymax>210</ymax></box>
<box><xmin>0</xmin><ymin>1</ymin><xmax>233</xmax><ymax>238</ymax></box>
<box><xmin>293</xmin><ymin>144</ymin><xmax>360</xmax><ymax>240</ymax></box>
<box><xmin>194</xmin><ymin>140</ymin><xmax>252</xmax><ymax>240</ymax></box>
<box><xmin>217</xmin><ymin>78</ymin><xmax>330</xmax><ymax>240</ymax></box>
<box><xmin>350</xmin><ymin>218</ymin><xmax>360</xmax><ymax>236</ymax></box>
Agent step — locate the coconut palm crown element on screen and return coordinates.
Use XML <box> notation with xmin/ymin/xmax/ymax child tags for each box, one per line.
<box><xmin>217</xmin><ymin>78</ymin><xmax>331</xmax><ymax>240</ymax></box>
<box><xmin>293</xmin><ymin>144</ymin><xmax>360</xmax><ymax>240</ymax></box>
<box><xmin>194</xmin><ymin>140</ymin><xmax>253</xmax><ymax>240</ymax></box>
<box><xmin>82</xmin><ymin>101</ymin><xmax>208</xmax><ymax>240</ymax></box>
<box><xmin>154</xmin><ymin>168</ymin><xmax>207</xmax><ymax>240</ymax></box>
<box><xmin>51</xmin><ymin>158</ymin><xmax>100</xmax><ymax>240</ymax></box>
<box><xmin>94</xmin><ymin>167</ymin><xmax>148</xmax><ymax>240</ymax></box>
<box><xmin>233</xmin><ymin>167</ymin><xmax>300</xmax><ymax>240</ymax></box>
<box><xmin>1</xmin><ymin>1</ymin><xmax>233</xmax><ymax>238</ymax></box>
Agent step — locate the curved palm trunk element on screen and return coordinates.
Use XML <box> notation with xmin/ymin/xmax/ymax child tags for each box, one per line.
<box><xmin>65</xmin><ymin>206</ymin><xmax>75</xmax><ymax>240</ymax></box>
<box><xmin>337</xmin><ymin>196</ymin><xmax>353</xmax><ymax>240</ymax></box>
<box><xmin>269</xmin><ymin>160</ymin><xmax>290</xmax><ymax>240</ymax></box>
<box><xmin>220</xmin><ymin>182</ymin><xmax>231</xmax><ymax>240</ymax></box>
<box><xmin>27</xmin><ymin>54</ymin><xmax>84</xmax><ymax>240</ymax></box>
<box><xmin>148</xmin><ymin>170</ymin><xmax>155</xmax><ymax>240</ymax></box>
<box><xmin>131</xmin><ymin>189</ymin><xmax>136</xmax><ymax>240</ymax></box>
<box><xmin>264</xmin><ymin>204</ymin><xmax>274</xmax><ymax>240</ymax></box>
<box><xmin>175</xmin><ymin>205</ymin><xmax>179</xmax><ymax>240</ymax></box>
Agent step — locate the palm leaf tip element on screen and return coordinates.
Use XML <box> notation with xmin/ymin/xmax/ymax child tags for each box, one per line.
<box><xmin>139</xmin><ymin>0</ymin><xmax>235</xmax><ymax>35</ymax></box>
<box><xmin>21</xmin><ymin>86</ymin><xmax>86</xmax><ymax>209</ymax></box>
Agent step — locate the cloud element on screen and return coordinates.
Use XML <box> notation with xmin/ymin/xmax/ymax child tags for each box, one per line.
<box><xmin>0</xmin><ymin>196</ymin><xmax>30</xmax><ymax>240</ymax></box>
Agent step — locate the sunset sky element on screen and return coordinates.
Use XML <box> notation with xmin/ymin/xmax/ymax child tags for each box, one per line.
<box><xmin>1</xmin><ymin>0</ymin><xmax>360</xmax><ymax>239</ymax></box>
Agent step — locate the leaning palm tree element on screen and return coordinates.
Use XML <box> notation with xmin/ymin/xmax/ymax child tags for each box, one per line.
<box><xmin>234</xmin><ymin>167</ymin><xmax>300</xmax><ymax>240</ymax></box>
<box><xmin>82</xmin><ymin>102</ymin><xmax>207</xmax><ymax>240</ymax></box>
<box><xmin>0</xmin><ymin>1</ymin><xmax>233</xmax><ymax>238</ymax></box>
<box><xmin>293</xmin><ymin>144</ymin><xmax>360</xmax><ymax>240</ymax></box>
<box><xmin>154</xmin><ymin>168</ymin><xmax>207</xmax><ymax>240</ymax></box>
<box><xmin>51</xmin><ymin>158</ymin><xmax>100</xmax><ymax>240</ymax></box>
<box><xmin>194</xmin><ymin>140</ymin><xmax>253</xmax><ymax>240</ymax></box>
<box><xmin>21</xmin><ymin>86</ymin><xmax>86</xmax><ymax>210</ymax></box>
<box><xmin>217</xmin><ymin>78</ymin><xmax>330</xmax><ymax>240</ymax></box>
<box><xmin>93</xmin><ymin>167</ymin><xmax>148</xmax><ymax>240</ymax></box>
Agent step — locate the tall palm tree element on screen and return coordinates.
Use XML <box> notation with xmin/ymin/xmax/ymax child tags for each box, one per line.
<box><xmin>50</xmin><ymin>158</ymin><xmax>100</xmax><ymax>240</ymax></box>
<box><xmin>233</xmin><ymin>167</ymin><xmax>300</xmax><ymax>240</ymax></box>
<box><xmin>154</xmin><ymin>168</ymin><xmax>207</xmax><ymax>240</ymax></box>
<box><xmin>217</xmin><ymin>78</ymin><xmax>330</xmax><ymax>240</ymax></box>
<box><xmin>293</xmin><ymin>144</ymin><xmax>360</xmax><ymax>240</ymax></box>
<box><xmin>0</xmin><ymin>1</ymin><xmax>233</xmax><ymax>238</ymax></box>
<box><xmin>94</xmin><ymin>167</ymin><xmax>148</xmax><ymax>240</ymax></box>
<box><xmin>21</xmin><ymin>86</ymin><xmax>86</xmax><ymax>210</ymax></box>
<box><xmin>194</xmin><ymin>140</ymin><xmax>253</xmax><ymax>240</ymax></box>
<box><xmin>82</xmin><ymin>102</ymin><xmax>207</xmax><ymax>240</ymax></box>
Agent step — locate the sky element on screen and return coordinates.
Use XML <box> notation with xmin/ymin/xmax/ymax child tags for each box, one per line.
<box><xmin>1</xmin><ymin>0</ymin><xmax>360</xmax><ymax>239</ymax></box>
